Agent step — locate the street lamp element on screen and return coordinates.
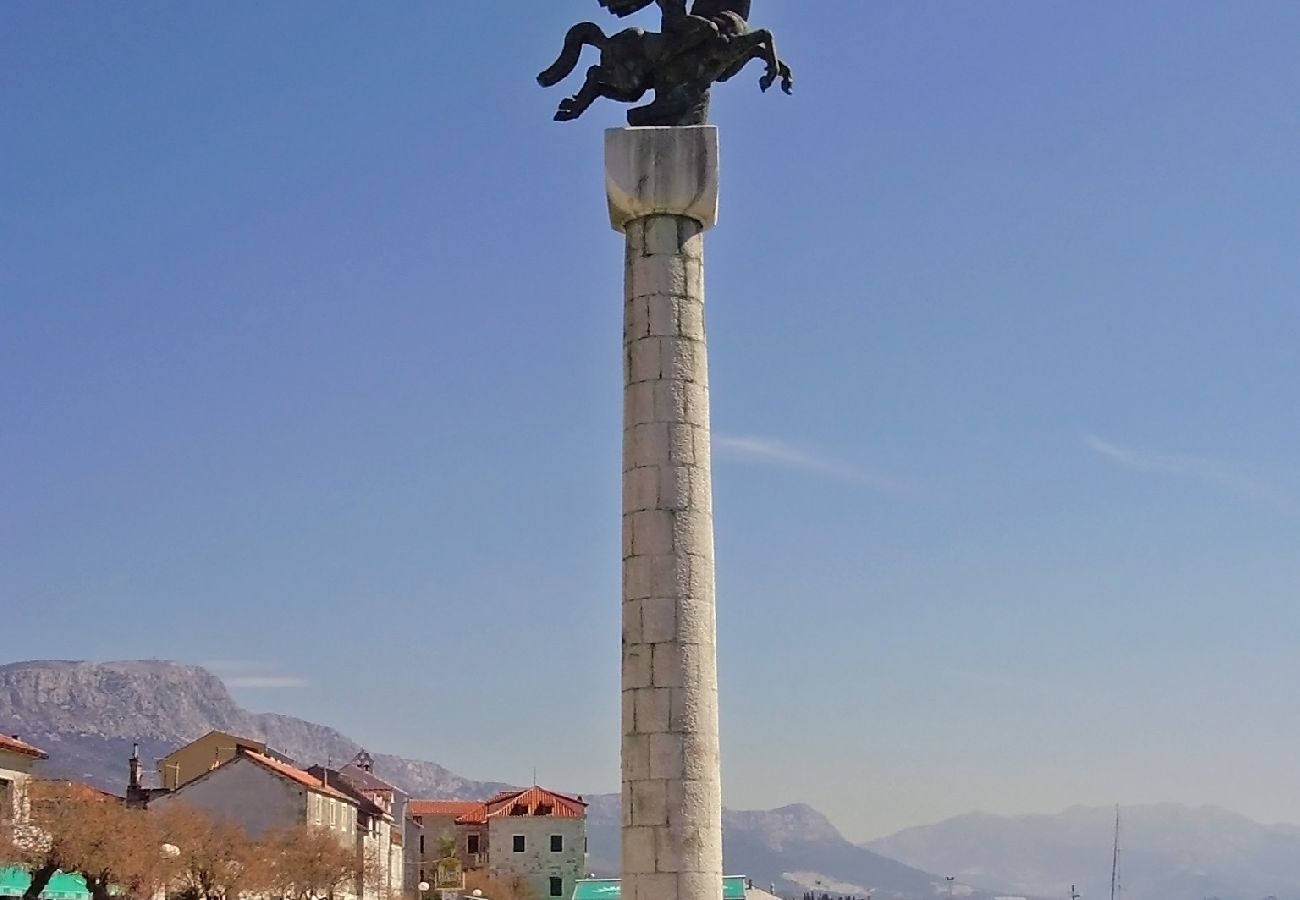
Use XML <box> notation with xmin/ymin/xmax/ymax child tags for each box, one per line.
<box><xmin>418</xmin><ymin>883</ymin><xmax>431</xmax><ymax>894</ymax></box>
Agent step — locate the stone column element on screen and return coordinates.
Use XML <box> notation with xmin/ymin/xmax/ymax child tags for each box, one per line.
<box><xmin>607</xmin><ymin>126</ymin><xmax>722</xmax><ymax>900</ymax></box>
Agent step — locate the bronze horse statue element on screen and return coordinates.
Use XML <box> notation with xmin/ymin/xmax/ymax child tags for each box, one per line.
<box><xmin>538</xmin><ymin>0</ymin><xmax>793</xmax><ymax>126</ymax></box>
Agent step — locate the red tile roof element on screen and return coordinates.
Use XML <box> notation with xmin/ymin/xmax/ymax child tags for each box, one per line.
<box><xmin>409</xmin><ymin>800</ymin><xmax>485</xmax><ymax>819</ymax></box>
<box><xmin>243</xmin><ymin>751</ymin><xmax>352</xmax><ymax>802</ymax></box>
<box><xmin>484</xmin><ymin>786</ymin><xmax>587</xmax><ymax>820</ymax></box>
<box><xmin>0</xmin><ymin>734</ymin><xmax>48</xmax><ymax>759</ymax></box>
<box><xmin>410</xmin><ymin>787</ymin><xmax>585</xmax><ymax>825</ymax></box>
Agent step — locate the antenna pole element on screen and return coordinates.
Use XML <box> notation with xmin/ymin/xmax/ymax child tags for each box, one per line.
<box><xmin>1109</xmin><ymin>806</ymin><xmax>1121</xmax><ymax>900</ymax></box>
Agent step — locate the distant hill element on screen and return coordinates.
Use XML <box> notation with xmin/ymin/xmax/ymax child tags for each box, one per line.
<box><xmin>864</xmin><ymin>803</ymin><xmax>1300</xmax><ymax>900</ymax></box>
<box><xmin>0</xmin><ymin>659</ymin><xmax>511</xmax><ymax>799</ymax></box>
<box><xmin>0</xmin><ymin>659</ymin><xmax>971</xmax><ymax>900</ymax></box>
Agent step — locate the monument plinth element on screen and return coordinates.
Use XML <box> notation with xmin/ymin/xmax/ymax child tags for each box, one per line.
<box><xmin>609</xmin><ymin>125</ymin><xmax>722</xmax><ymax>900</ymax></box>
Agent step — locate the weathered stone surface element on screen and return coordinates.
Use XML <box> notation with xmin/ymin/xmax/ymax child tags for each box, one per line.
<box><xmin>606</xmin><ymin>127</ymin><xmax>719</xmax><ymax>233</ymax></box>
<box><xmin>614</xmin><ymin>127</ymin><xmax>722</xmax><ymax>900</ymax></box>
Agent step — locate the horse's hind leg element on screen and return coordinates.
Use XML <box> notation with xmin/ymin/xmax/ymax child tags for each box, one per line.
<box><xmin>538</xmin><ymin>22</ymin><xmax>607</xmax><ymax>87</ymax></box>
<box><xmin>556</xmin><ymin>67</ymin><xmax>646</xmax><ymax>121</ymax></box>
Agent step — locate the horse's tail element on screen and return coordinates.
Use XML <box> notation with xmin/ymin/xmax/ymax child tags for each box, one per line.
<box><xmin>538</xmin><ymin>22</ymin><xmax>607</xmax><ymax>88</ymax></box>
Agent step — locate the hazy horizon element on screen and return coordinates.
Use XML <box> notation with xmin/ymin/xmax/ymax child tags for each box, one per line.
<box><xmin>4</xmin><ymin>2</ymin><xmax>1298</xmax><ymax>840</ymax></box>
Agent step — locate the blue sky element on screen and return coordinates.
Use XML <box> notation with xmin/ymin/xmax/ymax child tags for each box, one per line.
<box><xmin>3</xmin><ymin>1</ymin><xmax>1298</xmax><ymax>840</ymax></box>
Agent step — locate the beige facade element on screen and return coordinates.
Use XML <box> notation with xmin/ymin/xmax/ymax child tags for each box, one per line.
<box><xmin>0</xmin><ymin>736</ymin><xmax>47</xmax><ymax>826</ymax></box>
<box><xmin>155</xmin><ymin>730</ymin><xmax>271</xmax><ymax>791</ymax></box>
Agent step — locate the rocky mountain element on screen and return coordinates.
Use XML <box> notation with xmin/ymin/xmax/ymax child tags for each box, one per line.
<box><xmin>0</xmin><ymin>659</ymin><xmax>976</xmax><ymax>900</ymax></box>
<box><xmin>865</xmin><ymin>804</ymin><xmax>1300</xmax><ymax>900</ymax></box>
<box><xmin>0</xmin><ymin>659</ymin><xmax>510</xmax><ymax>799</ymax></box>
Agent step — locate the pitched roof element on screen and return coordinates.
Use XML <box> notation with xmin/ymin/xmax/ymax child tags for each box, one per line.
<box><xmin>242</xmin><ymin>751</ymin><xmax>352</xmax><ymax>802</ymax></box>
<box><xmin>0</xmin><ymin>734</ymin><xmax>48</xmax><ymax>759</ymax></box>
<box><xmin>409</xmin><ymin>800</ymin><xmax>485</xmax><ymax>819</ymax></box>
<box><xmin>338</xmin><ymin>761</ymin><xmax>397</xmax><ymax>795</ymax></box>
<box><xmin>484</xmin><ymin>786</ymin><xmax>587</xmax><ymax>820</ymax></box>
<box><xmin>409</xmin><ymin>787</ymin><xmax>586</xmax><ymax>824</ymax></box>
<box><xmin>306</xmin><ymin>765</ymin><xmax>391</xmax><ymax>821</ymax></box>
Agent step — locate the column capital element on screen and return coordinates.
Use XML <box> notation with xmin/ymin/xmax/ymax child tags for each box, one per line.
<box><xmin>605</xmin><ymin>126</ymin><xmax>719</xmax><ymax>234</ymax></box>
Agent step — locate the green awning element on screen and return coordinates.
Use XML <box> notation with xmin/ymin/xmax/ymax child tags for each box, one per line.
<box><xmin>0</xmin><ymin>868</ymin><xmax>92</xmax><ymax>900</ymax></box>
<box><xmin>572</xmin><ymin>877</ymin><xmax>748</xmax><ymax>900</ymax></box>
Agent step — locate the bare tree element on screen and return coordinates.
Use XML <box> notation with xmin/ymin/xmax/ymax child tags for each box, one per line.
<box><xmin>260</xmin><ymin>823</ymin><xmax>367</xmax><ymax>900</ymax></box>
<box><xmin>150</xmin><ymin>804</ymin><xmax>259</xmax><ymax>900</ymax></box>
<box><xmin>3</xmin><ymin>781</ymin><xmax>169</xmax><ymax>900</ymax></box>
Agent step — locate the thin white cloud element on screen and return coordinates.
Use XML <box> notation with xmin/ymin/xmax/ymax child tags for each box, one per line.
<box><xmin>1084</xmin><ymin>434</ymin><xmax>1295</xmax><ymax>512</ymax></box>
<box><xmin>222</xmin><ymin>675</ymin><xmax>309</xmax><ymax>690</ymax></box>
<box><xmin>714</xmin><ymin>434</ymin><xmax>906</xmax><ymax>493</ymax></box>
<box><xmin>202</xmin><ymin>660</ymin><xmax>308</xmax><ymax>689</ymax></box>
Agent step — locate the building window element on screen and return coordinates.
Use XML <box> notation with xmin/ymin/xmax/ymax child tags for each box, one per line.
<box><xmin>420</xmin><ymin>835</ymin><xmax>425</xmax><ymax>854</ymax></box>
<box><xmin>467</xmin><ymin>834</ymin><xmax>480</xmax><ymax>854</ymax></box>
<box><xmin>550</xmin><ymin>835</ymin><xmax>563</xmax><ymax>852</ymax></box>
<box><xmin>550</xmin><ymin>878</ymin><xmax>563</xmax><ymax>897</ymax></box>
<box><xmin>512</xmin><ymin>835</ymin><xmax>525</xmax><ymax>853</ymax></box>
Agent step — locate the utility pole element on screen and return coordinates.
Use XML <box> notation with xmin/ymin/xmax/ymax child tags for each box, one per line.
<box><xmin>945</xmin><ymin>876</ymin><xmax>955</xmax><ymax>898</ymax></box>
<box><xmin>1071</xmin><ymin>886</ymin><xmax>1080</xmax><ymax>900</ymax></box>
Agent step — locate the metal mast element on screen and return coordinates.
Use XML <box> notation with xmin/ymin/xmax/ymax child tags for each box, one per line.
<box><xmin>1109</xmin><ymin>806</ymin><xmax>1121</xmax><ymax>900</ymax></box>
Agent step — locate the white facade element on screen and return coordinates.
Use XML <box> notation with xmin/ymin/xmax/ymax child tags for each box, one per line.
<box><xmin>487</xmin><ymin>816</ymin><xmax>587</xmax><ymax>900</ymax></box>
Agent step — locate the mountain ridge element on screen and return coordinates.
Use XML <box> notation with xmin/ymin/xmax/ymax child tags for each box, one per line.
<box><xmin>865</xmin><ymin>802</ymin><xmax>1300</xmax><ymax>900</ymax></box>
<box><xmin>0</xmin><ymin>659</ymin><xmax>965</xmax><ymax>900</ymax></box>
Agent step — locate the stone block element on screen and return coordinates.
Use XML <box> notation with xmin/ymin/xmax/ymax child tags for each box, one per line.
<box><xmin>641</xmin><ymin>597</ymin><xmax>677</xmax><ymax>644</ymax></box>
<box><xmin>678</xmin><ymin>298</ymin><xmax>706</xmax><ymax>340</ymax></box>
<box><xmin>624</xmin><ymin>644</ymin><xmax>651</xmax><ymax>689</ymax></box>
<box><xmin>626</xmin><ymin>422</ymin><xmax>670</xmax><ymax>468</ymax></box>
<box><xmin>632</xmin><ymin>779</ymin><xmax>668</xmax><ymax>827</ymax></box>
<box><xmin>642</xmin><ymin>216</ymin><xmax>683</xmax><ymax>257</ymax></box>
<box><xmin>657</xmin><ymin>465</ymin><xmax>691</xmax><ymax>511</ymax></box>
<box><xmin>672</xmin><ymin>509</ymin><xmax>713</xmax><ymax>556</ymax></box>
<box><xmin>653</xmin><ymin>378</ymin><xmax>689</xmax><ymax>424</ymax></box>
<box><xmin>623</xmin><ymin>689</ymin><xmax>637</xmax><ymax>735</ymax></box>
<box><xmin>605</xmin><ymin>126</ymin><xmax>719</xmax><ymax>232</ymax></box>
<box><xmin>631</xmin><ymin>254</ymin><xmax>688</xmax><ymax>299</ymax></box>
<box><xmin>667</xmin><ymin>423</ymin><xmax>696</xmax><ymax>465</ymax></box>
<box><xmin>652</xmin><ymin>642</ymin><xmax>683</xmax><ymax>688</ymax></box>
<box><xmin>681</xmin><ymin>731</ymin><xmax>722</xmax><ymax>783</ymax></box>
<box><xmin>634</xmin><ymin>687</ymin><xmax>672</xmax><ymax>733</ymax></box>
<box><xmin>624</xmin><ymin>555</ymin><xmax>652</xmax><ymax>601</ymax></box>
<box><xmin>624</xmin><ymin>381</ymin><xmax>655</xmax><ymax>422</ymax></box>
<box><xmin>661</xmin><ymin>338</ymin><xmax>702</xmax><ymax>385</ymax></box>
<box><xmin>648</xmin><ymin>733</ymin><xmax>685</xmax><ymax>781</ymax></box>
<box><xmin>631</xmin><ymin>509</ymin><xmax>674</xmax><ymax>557</ymax></box>
<box><xmin>632</xmin><ymin>874</ymin><xmax>677</xmax><ymax>900</ymax></box>
<box><xmin>622</xmin><ymin>598</ymin><xmax>643</xmax><ymax>644</ymax></box>
<box><xmin>624</xmin><ymin>465</ymin><xmax>659</xmax><ymax>513</ymax></box>
<box><xmin>628</xmin><ymin>336</ymin><xmax>663</xmax><ymax>383</ymax></box>
<box><xmin>623</xmin><ymin>735</ymin><xmax>650</xmax><ymax>783</ymax></box>
<box><xmin>623</xmin><ymin>826</ymin><xmax>657</xmax><ymax>873</ymax></box>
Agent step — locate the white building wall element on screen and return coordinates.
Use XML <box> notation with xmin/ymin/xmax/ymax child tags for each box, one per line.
<box><xmin>487</xmin><ymin>817</ymin><xmax>587</xmax><ymax>900</ymax></box>
<box><xmin>148</xmin><ymin>756</ymin><xmax>307</xmax><ymax>837</ymax></box>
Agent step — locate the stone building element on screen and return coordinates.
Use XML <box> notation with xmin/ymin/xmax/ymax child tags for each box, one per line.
<box><xmin>0</xmin><ymin>734</ymin><xmax>47</xmax><ymax>825</ymax></box>
<box><xmin>409</xmin><ymin>787</ymin><xmax>587</xmax><ymax>900</ymax></box>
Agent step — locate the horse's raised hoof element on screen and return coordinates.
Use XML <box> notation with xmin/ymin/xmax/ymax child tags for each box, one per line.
<box><xmin>554</xmin><ymin>104</ymin><xmax>581</xmax><ymax>122</ymax></box>
<box><xmin>758</xmin><ymin>74</ymin><xmax>774</xmax><ymax>93</ymax></box>
<box><xmin>538</xmin><ymin>67</ymin><xmax>564</xmax><ymax>88</ymax></box>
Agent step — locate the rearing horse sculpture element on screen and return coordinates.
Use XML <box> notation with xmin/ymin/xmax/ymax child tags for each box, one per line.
<box><xmin>538</xmin><ymin>0</ymin><xmax>793</xmax><ymax>126</ymax></box>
